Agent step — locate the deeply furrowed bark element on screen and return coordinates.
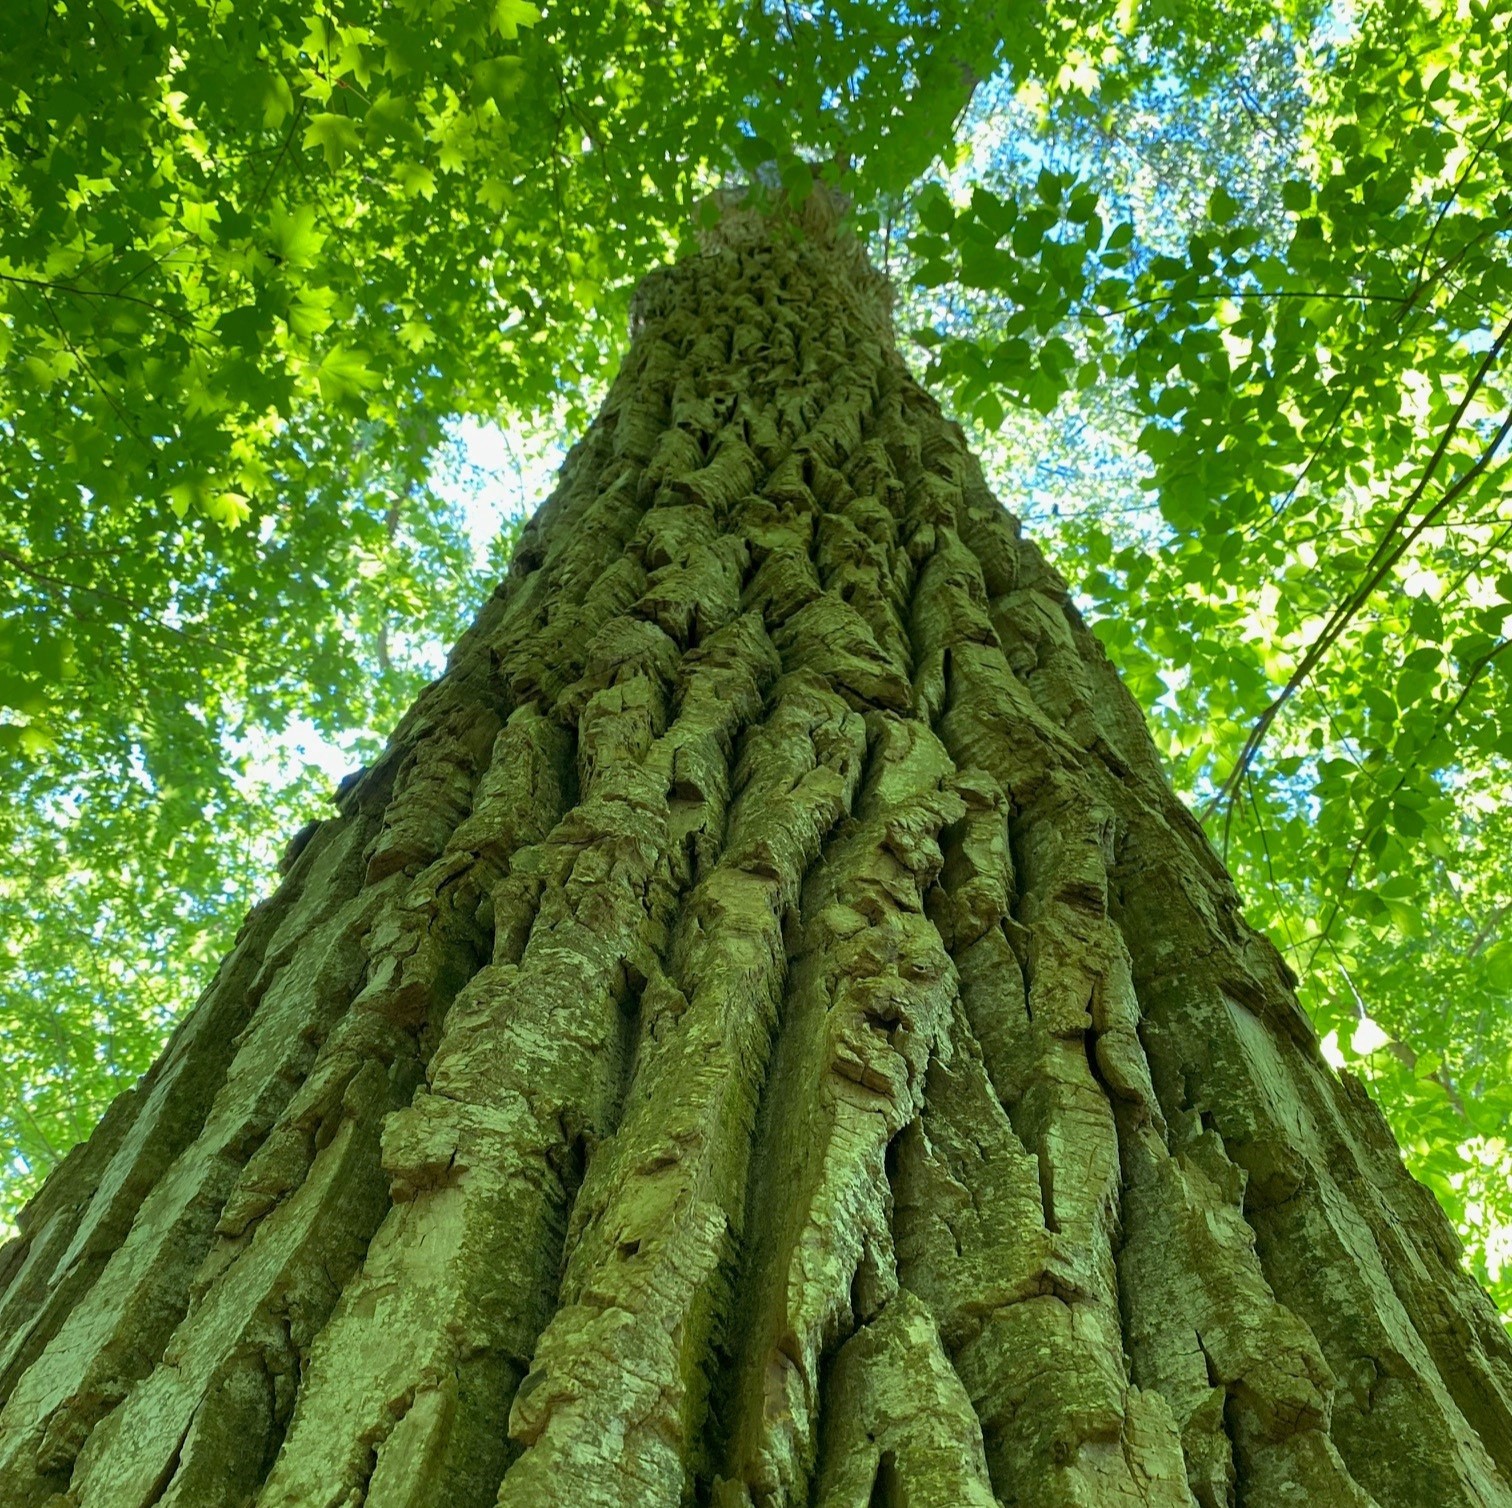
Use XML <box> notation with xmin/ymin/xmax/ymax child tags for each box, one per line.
<box><xmin>2</xmin><ymin>189</ymin><xmax>1510</xmax><ymax>1508</ymax></box>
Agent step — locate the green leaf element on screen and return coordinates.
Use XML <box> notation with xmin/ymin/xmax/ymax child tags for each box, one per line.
<box><xmin>1208</xmin><ymin>185</ymin><xmax>1240</xmax><ymax>223</ymax></box>
<box><xmin>915</xmin><ymin>185</ymin><xmax>955</xmax><ymax>235</ymax></box>
<box><xmin>202</xmin><ymin>491</ymin><xmax>252</xmax><ymax>529</ymax></box>
<box><xmin>262</xmin><ymin>73</ymin><xmax>295</xmax><ymax>129</ymax></box>
<box><xmin>267</xmin><ymin>203</ymin><xmax>324</xmax><ymax>267</ymax></box>
<box><xmin>1281</xmin><ymin>179</ymin><xmax>1312</xmax><ymax>212</ymax></box>
<box><xmin>304</xmin><ymin>112</ymin><xmax>362</xmax><ymax>170</ymax></box>
<box><xmin>1390</xmin><ymin>802</ymin><xmax>1427</xmax><ymax>838</ymax></box>
<box><xmin>396</xmin><ymin>162</ymin><xmax>438</xmax><ymax>200</ymax></box>
<box><xmin>315</xmin><ymin>345</ymin><xmax>377</xmax><ymax>409</ymax></box>
<box><xmin>474</xmin><ymin>56</ymin><xmax>525</xmax><ymax>109</ymax></box>
<box><xmin>780</xmin><ymin>157</ymin><xmax>813</xmax><ymax>207</ymax></box>
<box><xmin>493</xmin><ymin>0</ymin><xmax>541</xmax><ymax>39</ymax></box>
<box><xmin>286</xmin><ymin>284</ymin><xmax>337</xmax><ymax>340</ymax></box>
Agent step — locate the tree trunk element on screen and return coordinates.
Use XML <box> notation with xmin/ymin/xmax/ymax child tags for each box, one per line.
<box><xmin>2</xmin><ymin>190</ymin><xmax>1510</xmax><ymax>1508</ymax></box>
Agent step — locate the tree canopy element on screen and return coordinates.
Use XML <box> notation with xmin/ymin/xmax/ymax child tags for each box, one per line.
<box><xmin>2</xmin><ymin>0</ymin><xmax>1509</xmax><ymax>1310</ymax></box>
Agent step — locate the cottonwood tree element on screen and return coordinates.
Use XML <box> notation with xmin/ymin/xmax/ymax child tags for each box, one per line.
<box><xmin>2</xmin><ymin>185</ymin><xmax>1509</xmax><ymax>1508</ymax></box>
<box><xmin>10</xmin><ymin>0</ymin><xmax>1509</xmax><ymax>1316</ymax></box>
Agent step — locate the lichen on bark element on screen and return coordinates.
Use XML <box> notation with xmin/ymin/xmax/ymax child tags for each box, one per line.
<box><xmin>1</xmin><ymin>184</ymin><xmax>1510</xmax><ymax>1508</ymax></box>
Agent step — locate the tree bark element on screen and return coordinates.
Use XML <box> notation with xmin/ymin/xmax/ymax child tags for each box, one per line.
<box><xmin>2</xmin><ymin>190</ymin><xmax>1510</xmax><ymax>1508</ymax></box>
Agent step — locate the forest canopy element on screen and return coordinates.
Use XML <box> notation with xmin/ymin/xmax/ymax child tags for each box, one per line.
<box><xmin>1</xmin><ymin>0</ymin><xmax>1509</xmax><ymax>1312</ymax></box>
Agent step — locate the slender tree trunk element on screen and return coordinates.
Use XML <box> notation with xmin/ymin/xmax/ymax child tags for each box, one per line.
<box><xmin>2</xmin><ymin>190</ymin><xmax>1510</xmax><ymax>1508</ymax></box>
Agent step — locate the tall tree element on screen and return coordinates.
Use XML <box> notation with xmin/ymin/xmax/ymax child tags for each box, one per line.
<box><xmin>2</xmin><ymin>184</ymin><xmax>1508</xmax><ymax>1508</ymax></box>
<box><xmin>17</xmin><ymin>0</ymin><xmax>1508</xmax><ymax>1312</ymax></box>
